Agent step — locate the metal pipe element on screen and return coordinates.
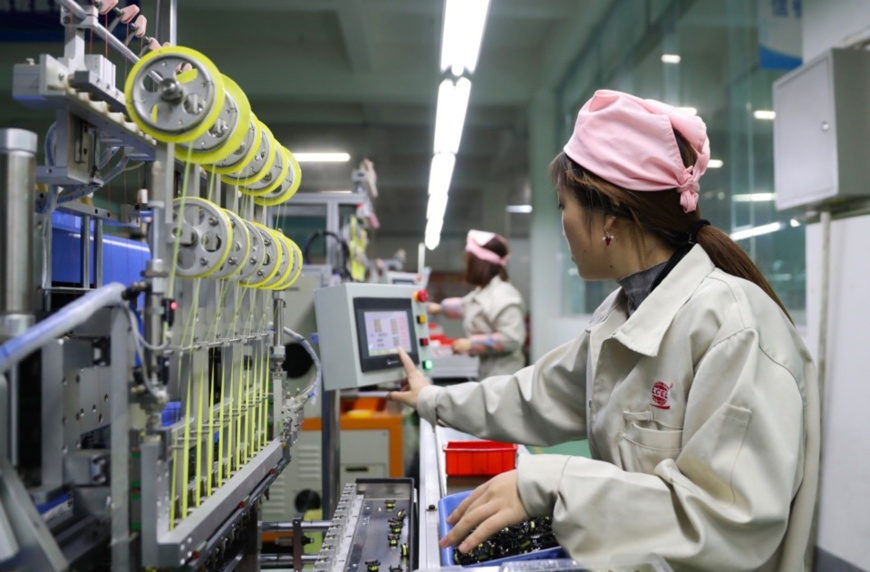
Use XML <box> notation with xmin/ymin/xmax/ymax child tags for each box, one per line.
<box><xmin>0</xmin><ymin>282</ymin><xmax>127</xmax><ymax>374</ymax></box>
<box><xmin>109</xmin><ymin>308</ymin><xmax>131</xmax><ymax>571</ymax></box>
<box><xmin>259</xmin><ymin>554</ymin><xmax>320</xmax><ymax>564</ymax></box>
<box><xmin>321</xmin><ymin>389</ymin><xmax>340</xmax><ymax>518</ymax></box>
<box><xmin>260</xmin><ymin>520</ymin><xmax>333</xmax><ymax>533</ymax></box>
<box><xmin>0</xmin><ymin>129</ymin><xmax>37</xmax><ymax>340</ymax></box>
<box><xmin>0</xmin><ymin>129</ymin><xmax>36</xmax><ymax>469</ymax></box>
<box><xmin>155</xmin><ymin>0</ymin><xmax>178</xmax><ymax>52</ymax></box>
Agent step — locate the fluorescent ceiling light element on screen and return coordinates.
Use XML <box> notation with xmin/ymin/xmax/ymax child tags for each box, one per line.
<box><xmin>733</xmin><ymin>192</ymin><xmax>776</xmax><ymax>202</ymax></box>
<box><xmin>753</xmin><ymin>110</ymin><xmax>776</xmax><ymax>120</ymax></box>
<box><xmin>425</xmin><ymin>233</ymin><xmax>441</xmax><ymax>250</ymax></box>
<box><xmin>428</xmin><ymin>152</ymin><xmax>456</xmax><ymax>197</ymax></box>
<box><xmin>293</xmin><ymin>152</ymin><xmax>351</xmax><ymax>163</ymax></box>
<box><xmin>708</xmin><ymin>159</ymin><xmax>724</xmax><ymax>168</ymax></box>
<box><xmin>506</xmin><ymin>204</ymin><xmax>533</xmax><ymax>213</ymax></box>
<box><xmin>730</xmin><ymin>222</ymin><xmax>784</xmax><ymax>241</ymax></box>
<box><xmin>440</xmin><ymin>0</ymin><xmax>491</xmax><ymax>75</ymax></box>
<box><xmin>427</xmin><ymin>192</ymin><xmax>449</xmax><ymax>220</ymax></box>
<box><xmin>434</xmin><ymin>78</ymin><xmax>472</xmax><ymax>155</ymax></box>
<box><xmin>425</xmin><ymin>217</ymin><xmax>443</xmax><ymax>235</ymax></box>
<box><xmin>661</xmin><ymin>54</ymin><xmax>681</xmax><ymax>64</ymax></box>
<box><xmin>677</xmin><ymin>106</ymin><xmax>697</xmax><ymax>116</ymax></box>
<box><xmin>425</xmin><ymin>217</ymin><xmax>444</xmax><ymax>237</ymax></box>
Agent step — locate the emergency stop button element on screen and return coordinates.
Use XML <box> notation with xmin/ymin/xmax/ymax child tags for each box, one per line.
<box><xmin>414</xmin><ymin>289</ymin><xmax>429</xmax><ymax>303</ymax></box>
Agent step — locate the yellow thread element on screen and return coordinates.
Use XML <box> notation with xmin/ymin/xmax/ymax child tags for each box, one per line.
<box><xmin>194</xmin><ymin>368</ymin><xmax>206</xmax><ymax>507</ymax></box>
<box><xmin>181</xmin><ymin>360</ymin><xmax>193</xmax><ymax>520</ymax></box>
<box><xmin>260</xmin><ymin>340</ymin><xmax>269</xmax><ymax>448</ymax></box>
<box><xmin>208</xmin><ymin>351</ymin><xmax>216</xmax><ymax>496</ymax></box>
<box><xmin>217</xmin><ymin>348</ymin><xmax>227</xmax><ymax>487</ymax></box>
<box><xmin>244</xmin><ymin>345</ymin><xmax>253</xmax><ymax>463</ymax></box>
<box><xmin>235</xmin><ymin>355</ymin><xmax>244</xmax><ymax>471</ymax></box>
<box><xmin>169</xmin><ymin>447</ymin><xmax>178</xmax><ymax>530</ymax></box>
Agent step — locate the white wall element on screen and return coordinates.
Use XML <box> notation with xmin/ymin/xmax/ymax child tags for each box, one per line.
<box><xmin>803</xmin><ymin>0</ymin><xmax>870</xmax><ymax>61</ymax></box>
<box><xmin>802</xmin><ymin>2</ymin><xmax>870</xmax><ymax>569</ymax></box>
<box><xmin>806</xmin><ymin>219</ymin><xmax>870</xmax><ymax>569</ymax></box>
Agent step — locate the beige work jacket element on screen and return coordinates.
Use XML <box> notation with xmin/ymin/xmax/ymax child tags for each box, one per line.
<box><xmin>418</xmin><ymin>245</ymin><xmax>820</xmax><ymax>571</ymax></box>
<box><xmin>461</xmin><ymin>276</ymin><xmax>526</xmax><ymax>379</ymax></box>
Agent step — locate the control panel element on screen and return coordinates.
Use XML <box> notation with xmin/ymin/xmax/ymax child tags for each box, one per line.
<box><xmin>314</xmin><ymin>283</ymin><xmax>432</xmax><ymax>390</ymax></box>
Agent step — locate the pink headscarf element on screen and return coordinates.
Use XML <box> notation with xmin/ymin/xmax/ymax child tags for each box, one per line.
<box><xmin>563</xmin><ymin>89</ymin><xmax>710</xmax><ymax>213</ymax></box>
<box><xmin>466</xmin><ymin>230</ymin><xmax>509</xmax><ymax>267</ymax></box>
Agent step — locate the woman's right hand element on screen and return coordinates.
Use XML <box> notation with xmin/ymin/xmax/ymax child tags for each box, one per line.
<box><xmin>426</xmin><ymin>302</ymin><xmax>442</xmax><ymax>316</ymax></box>
<box><xmin>388</xmin><ymin>348</ymin><xmax>432</xmax><ymax>410</ymax></box>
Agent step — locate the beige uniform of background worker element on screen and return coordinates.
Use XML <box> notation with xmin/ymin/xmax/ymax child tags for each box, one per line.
<box><xmin>430</xmin><ymin>230</ymin><xmax>526</xmax><ymax>379</ymax></box>
<box><xmin>392</xmin><ymin>90</ymin><xmax>819</xmax><ymax>571</ymax></box>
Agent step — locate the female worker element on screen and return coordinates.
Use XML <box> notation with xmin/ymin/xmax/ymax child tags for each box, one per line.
<box><xmin>391</xmin><ymin>90</ymin><xmax>819</xmax><ymax>571</ymax></box>
<box><xmin>428</xmin><ymin>230</ymin><xmax>526</xmax><ymax>379</ymax></box>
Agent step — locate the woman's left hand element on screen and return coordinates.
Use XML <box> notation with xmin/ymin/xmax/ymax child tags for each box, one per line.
<box><xmin>439</xmin><ymin>470</ymin><xmax>529</xmax><ymax>553</ymax></box>
<box><xmin>452</xmin><ymin>338</ymin><xmax>473</xmax><ymax>354</ymax></box>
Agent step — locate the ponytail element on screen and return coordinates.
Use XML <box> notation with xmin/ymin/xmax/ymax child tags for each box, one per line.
<box><xmin>692</xmin><ymin>225</ymin><xmax>792</xmax><ymax>321</ymax></box>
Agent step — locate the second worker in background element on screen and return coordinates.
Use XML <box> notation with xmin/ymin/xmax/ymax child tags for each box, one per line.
<box><xmin>428</xmin><ymin>230</ymin><xmax>527</xmax><ymax>379</ymax></box>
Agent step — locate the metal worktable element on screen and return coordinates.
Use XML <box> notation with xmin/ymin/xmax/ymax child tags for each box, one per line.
<box><xmin>416</xmin><ymin>419</ymin><xmax>529</xmax><ymax>570</ymax></box>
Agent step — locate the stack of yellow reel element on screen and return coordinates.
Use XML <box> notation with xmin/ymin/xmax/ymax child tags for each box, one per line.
<box><xmin>124</xmin><ymin>45</ymin><xmax>303</xmax><ymax>289</ymax></box>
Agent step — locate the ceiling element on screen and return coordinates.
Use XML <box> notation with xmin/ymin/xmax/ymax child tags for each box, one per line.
<box><xmin>0</xmin><ymin>0</ymin><xmax>616</xmax><ymax>242</ymax></box>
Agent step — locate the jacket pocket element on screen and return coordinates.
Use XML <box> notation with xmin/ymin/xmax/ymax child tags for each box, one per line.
<box><xmin>618</xmin><ymin>410</ymin><xmax>683</xmax><ymax>474</ymax></box>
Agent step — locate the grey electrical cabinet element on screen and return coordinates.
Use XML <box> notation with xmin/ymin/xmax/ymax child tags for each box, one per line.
<box><xmin>773</xmin><ymin>48</ymin><xmax>870</xmax><ymax>210</ymax></box>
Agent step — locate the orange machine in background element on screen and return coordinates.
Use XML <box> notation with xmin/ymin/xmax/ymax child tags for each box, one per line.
<box><xmin>302</xmin><ymin>396</ymin><xmax>404</xmax><ymax>478</ymax></box>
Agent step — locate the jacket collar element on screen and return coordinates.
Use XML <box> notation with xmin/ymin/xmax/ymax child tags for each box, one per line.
<box><xmin>610</xmin><ymin>245</ymin><xmax>716</xmax><ymax>357</ymax></box>
<box><xmin>472</xmin><ymin>275</ymin><xmax>502</xmax><ymax>298</ymax></box>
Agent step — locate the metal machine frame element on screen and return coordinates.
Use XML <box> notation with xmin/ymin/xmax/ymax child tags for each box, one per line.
<box><xmin>1</xmin><ymin>2</ymin><xmax>309</xmax><ymax>570</ymax></box>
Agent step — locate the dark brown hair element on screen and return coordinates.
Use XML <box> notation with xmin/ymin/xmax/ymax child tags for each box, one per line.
<box><xmin>548</xmin><ymin>132</ymin><xmax>791</xmax><ymax>320</ymax></box>
<box><xmin>465</xmin><ymin>238</ymin><xmax>509</xmax><ymax>287</ymax></box>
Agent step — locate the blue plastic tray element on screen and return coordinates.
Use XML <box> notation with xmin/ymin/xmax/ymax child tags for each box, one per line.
<box><xmin>438</xmin><ymin>490</ymin><xmax>567</xmax><ymax>567</ymax></box>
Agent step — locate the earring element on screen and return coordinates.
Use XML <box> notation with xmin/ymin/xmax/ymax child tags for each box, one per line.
<box><xmin>603</xmin><ymin>232</ymin><xmax>614</xmax><ymax>247</ymax></box>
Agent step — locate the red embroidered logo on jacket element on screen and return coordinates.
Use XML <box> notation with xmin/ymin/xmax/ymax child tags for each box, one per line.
<box><xmin>651</xmin><ymin>381</ymin><xmax>673</xmax><ymax>410</ymax></box>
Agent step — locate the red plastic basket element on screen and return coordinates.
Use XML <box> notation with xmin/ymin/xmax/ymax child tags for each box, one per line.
<box><xmin>443</xmin><ymin>440</ymin><xmax>518</xmax><ymax>477</ymax></box>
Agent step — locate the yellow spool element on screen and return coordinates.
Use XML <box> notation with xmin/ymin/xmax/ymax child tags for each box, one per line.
<box><xmin>176</xmin><ymin>75</ymin><xmax>252</xmax><ymax>166</ymax></box>
<box><xmin>242</xmin><ymin>223</ymin><xmax>283</xmax><ymax>288</ymax></box>
<box><xmin>124</xmin><ymin>46</ymin><xmax>226</xmax><ymax>144</ymax></box>
<box><xmin>204</xmin><ymin>114</ymin><xmax>262</xmax><ymax>175</ymax></box>
<box><xmin>270</xmin><ymin>236</ymin><xmax>303</xmax><ymax>290</ymax></box>
<box><xmin>171</xmin><ymin>197</ymin><xmax>234</xmax><ymax>279</ymax></box>
<box><xmin>209</xmin><ymin>209</ymin><xmax>252</xmax><ymax>280</ymax></box>
<box><xmin>253</xmin><ymin>149</ymin><xmax>302</xmax><ymax>207</ymax></box>
<box><xmin>235</xmin><ymin>219</ymin><xmax>266</xmax><ymax>282</ymax></box>
<box><xmin>240</xmin><ymin>144</ymin><xmax>290</xmax><ymax>197</ymax></box>
<box><xmin>259</xmin><ymin>230</ymin><xmax>293</xmax><ymax>290</ymax></box>
<box><xmin>221</xmin><ymin>122</ymin><xmax>277</xmax><ymax>187</ymax></box>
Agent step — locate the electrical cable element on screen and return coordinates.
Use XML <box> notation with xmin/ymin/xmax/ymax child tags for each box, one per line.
<box><xmin>282</xmin><ymin>326</ymin><xmax>321</xmax><ymax>407</ymax></box>
<box><xmin>301</xmin><ymin>230</ymin><xmax>352</xmax><ymax>281</ymax></box>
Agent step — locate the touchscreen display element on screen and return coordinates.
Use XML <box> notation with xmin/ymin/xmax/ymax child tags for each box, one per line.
<box><xmin>363</xmin><ymin>311</ymin><xmax>412</xmax><ymax>356</ymax></box>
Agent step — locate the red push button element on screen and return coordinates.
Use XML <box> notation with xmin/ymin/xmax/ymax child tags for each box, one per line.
<box><xmin>419</xmin><ymin>338</ymin><xmax>430</xmax><ymax>347</ymax></box>
<box><xmin>414</xmin><ymin>290</ymin><xmax>429</xmax><ymax>303</ymax></box>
